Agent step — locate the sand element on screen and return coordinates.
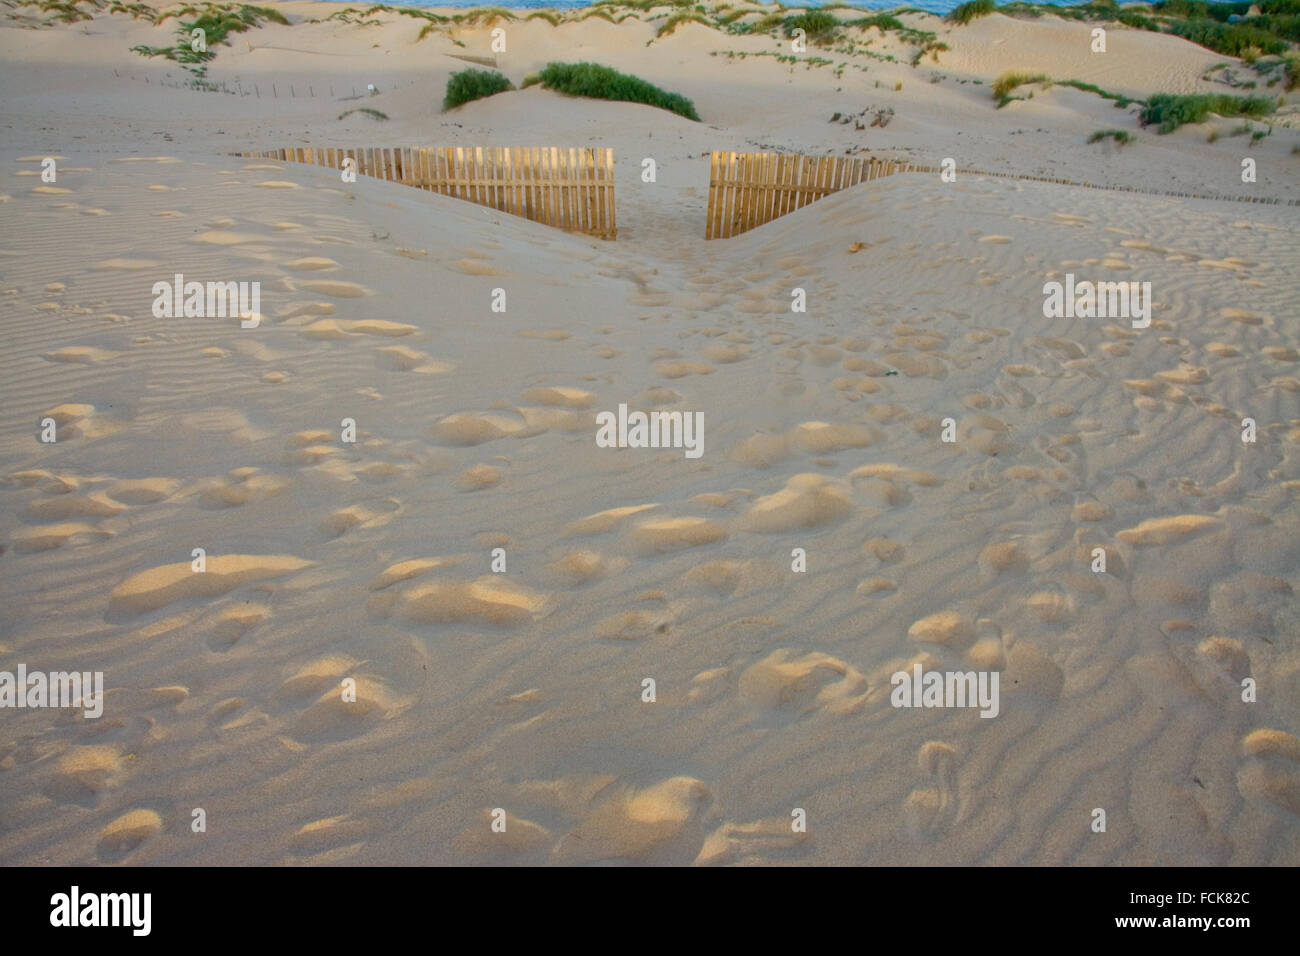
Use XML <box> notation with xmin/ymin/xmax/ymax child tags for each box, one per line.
<box><xmin>1</xmin><ymin>3</ymin><xmax>1298</xmax><ymax>865</ymax></box>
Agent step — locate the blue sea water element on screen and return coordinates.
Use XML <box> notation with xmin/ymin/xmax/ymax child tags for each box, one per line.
<box><xmin>319</xmin><ymin>1</ymin><xmax>1097</xmax><ymax>18</ymax></box>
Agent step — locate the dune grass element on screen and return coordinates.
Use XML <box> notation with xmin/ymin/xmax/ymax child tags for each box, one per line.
<box><xmin>992</xmin><ymin>70</ymin><xmax>1051</xmax><ymax>105</ymax></box>
<box><xmin>1087</xmin><ymin>127</ymin><xmax>1134</xmax><ymax>144</ymax></box>
<box><xmin>533</xmin><ymin>61</ymin><xmax>700</xmax><ymax>120</ymax></box>
<box><xmin>131</xmin><ymin>3</ymin><xmax>287</xmax><ymax>65</ymax></box>
<box><xmin>442</xmin><ymin>68</ymin><xmax>514</xmax><ymax>111</ymax></box>
<box><xmin>782</xmin><ymin>10</ymin><xmax>839</xmax><ymax>42</ymax></box>
<box><xmin>1139</xmin><ymin>91</ymin><xmax>1275</xmax><ymax>131</ymax></box>
<box><xmin>947</xmin><ymin>0</ymin><xmax>997</xmax><ymax>25</ymax></box>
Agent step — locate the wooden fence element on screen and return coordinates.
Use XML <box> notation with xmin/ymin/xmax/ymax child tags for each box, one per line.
<box><xmin>236</xmin><ymin>146</ymin><xmax>617</xmax><ymax>239</ymax></box>
<box><xmin>705</xmin><ymin>150</ymin><xmax>1300</xmax><ymax>238</ymax></box>
<box><xmin>706</xmin><ymin>152</ymin><xmax>921</xmax><ymax>239</ymax></box>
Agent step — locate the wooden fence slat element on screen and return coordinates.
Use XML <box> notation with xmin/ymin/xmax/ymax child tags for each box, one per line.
<box><xmin>238</xmin><ymin>142</ymin><xmax>626</xmax><ymax>238</ymax></box>
<box><xmin>768</xmin><ymin>153</ymin><xmax>782</xmax><ymax>223</ymax></box>
<box><xmin>605</xmin><ymin>149</ymin><xmax>617</xmax><ymax>239</ymax></box>
<box><xmin>509</xmin><ymin>147</ymin><xmax>521</xmax><ymax>218</ymax></box>
<box><xmin>524</xmin><ymin>147</ymin><xmax>536</xmax><ymax>224</ymax></box>
<box><xmin>728</xmin><ymin>153</ymin><xmax>739</xmax><ymax>237</ymax></box>
<box><xmin>725</xmin><ymin>152</ymin><xmax>740</xmax><ymax>239</ymax></box>
<box><xmin>745</xmin><ymin>153</ymin><xmax>759</xmax><ymax>234</ymax></box>
<box><xmin>584</xmin><ymin>149</ymin><xmax>596</xmax><ymax>237</ymax></box>
<box><xmin>586</xmin><ymin>149</ymin><xmax>597</xmax><ymax>237</ymax></box>
<box><xmin>565</xmin><ymin>148</ymin><xmax>577</xmax><ymax>231</ymax></box>
<box><xmin>712</xmin><ymin>151</ymin><xmax>722</xmax><ymax>239</ymax></box>
<box><xmin>584</xmin><ymin>149</ymin><xmax>596</xmax><ymax>235</ymax></box>
<box><xmin>734</xmin><ymin>153</ymin><xmax>749</xmax><ymax>238</ymax></box>
<box><xmin>784</xmin><ymin>155</ymin><xmax>798</xmax><ymax>216</ymax></box>
<box><xmin>564</xmin><ymin>147</ymin><xmax>576</xmax><ymax>231</ymax></box>
<box><xmin>768</xmin><ymin>153</ymin><xmax>783</xmax><ymax>226</ymax></box>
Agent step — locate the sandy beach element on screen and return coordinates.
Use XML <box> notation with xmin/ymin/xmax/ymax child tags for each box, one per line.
<box><xmin>1</xmin><ymin>1</ymin><xmax>1298</xmax><ymax>866</ymax></box>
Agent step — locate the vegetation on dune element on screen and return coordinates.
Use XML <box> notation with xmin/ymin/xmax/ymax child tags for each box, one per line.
<box><xmin>533</xmin><ymin>61</ymin><xmax>700</xmax><ymax>120</ymax></box>
<box><xmin>847</xmin><ymin>13</ymin><xmax>905</xmax><ymax>33</ymax></box>
<box><xmin>1087</xmin><ymin>127</ymin><xmax>1134</xmax><ymax>144</ymax></box>
<box><xmin>451</xmin><ymin>7</ymin><xmax>517</xmax><ymax>27</ymax></box>
<box><xmin>992</xmin><ymin>70</ymin><xmax>1051</xmax><ymax>104</ymax></box>
<box><xmin>657</xmin><ymin>10</ymin><xmax>710</xmax><ymax>37</ymax></box>
<box><xmin>1139</xmin><ymin>91</ymin><xmax>1275</xmax><ymax>130</ymax></box>
<box><xmin>41</xmin><ymin>0</ymin><xmax>1300</xmax><ymax>115</ymax></box>
<box><xmin>131</xmin><ymin>3</ymin><xmax>287</xmax><ymax>66</ymax></box>
<box><xmin>442</xmin><ymin>68</ymin><xmax>514</xmax><ymax>111</ymax></box>
<box><xmin>782</xmin><ymin>10</ymin><xmax>839</xmax><ymax>42</ymax></box>
<box><xmin>1057</xmin><ymin>78</ymin><xmax>1134</xmax><ymax>106</ymax></box>
<box><xmin>946</xmin><ymin>0</ymin><xmax>997</xmax><ymax>26</ymax></box>
<box><xmin>990</xmin><ymin>0</ymin><xmax>1300</xmax><ymax>59</ymax></box>
<box><xmin>1167</xmin><ymin>19</ymin><xmax>1288</xmax><ymax>56</ymax></box>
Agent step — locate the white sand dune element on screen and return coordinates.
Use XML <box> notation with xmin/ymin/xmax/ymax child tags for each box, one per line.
<box><xmin>0</xmin><ymin>3</ymin><xmax>1297</xmax><ymax>866</ymax></box>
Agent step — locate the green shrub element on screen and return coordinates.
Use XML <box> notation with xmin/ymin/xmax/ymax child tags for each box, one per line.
<box><xmin>442</xmin><ymin>68</ymin><xmax>514</xmax><ymax>111</ymax></box>
<box><xmin>782</xmin><ymin>10</ymin><xmax>839</xmax><ymax>41</ymax></box>
<box><xmin>1117</xmin><ymin>10</ymin><xmax>1161</xmax><ymax>30</ymax></box>
<box><xmin>1153</xmin><ymin>0</ymin><xmax>1210</xmax><ymax>17</ymax></box>
<box><xmin>132</xmin><ymin>4</ymin><xmax>287</xmax><ymax>65</ymax></box>
<box><xmin>847</xmin><ymin>13</ymin><xmax>904</xmax><ymax>32</ymax></box>
<box><xmin>1139</xmin><ymin>91</ymin><xmax>1274</xmax><ymax>131</ymax></box>
<box><xmin>535</xmin><ymin>61</ymin><xmax>700</xmax><ymax>120</ymax></box>
<box><xmin>946</xmin><ymin>0</ymin><xmax>996</xmax><ymax>25</ymax></box>
<box><xmin>1285</xmin><ymin>54</ymin><xmax>1300</xmax><ymax>90</ymax></box>
<box><xmin>1166</xmin><ymin>20</ymin><xmax>1288</xmax><ymax>56</ymax></box>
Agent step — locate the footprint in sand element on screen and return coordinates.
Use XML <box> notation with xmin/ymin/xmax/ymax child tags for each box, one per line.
<box><xmin>737</xmin><ymin>474</ymin><xmax>853</xmax><ymax>532</ymax></box>
<box><xmin>429</xmin><ymin>410</ymin><xmax>534</xmax><ymax>446</ymax></box>
<box><xmin>564</xmin><ymin>503</ymin><xmax>658</xmax><ymax>537</ymax></box>
<box><xmin>96</xmin><ymin>810</ymin><xmax>163</xmax><ymax>861</ymax></box>
<box><xmin>43</xmin><ymin>346</ymin><xmax>119</xmax><ymax>365</ymax></box>
<box><xmin>293</xmin><ymin>279</ymin><xmax>372</xmax><ymax>298</ymax></box>
<box><xmin>11</xmin><ymin>522</ymin><xmax>114</xmax><ymax>553</ymax></box>
<box><xmin>739</xmin><ymin>649</ymin><xmax>868</xmax><ymax>717</ymax></box>
<box><xmin>300</xmin><ymin>319</ymin><xmax>417</xmax><ymax>339</ymax></box>
<box><xmin>1237</xmin><ymin>729</ymin><xmax>1300</xmax><ymax>818</ymax></box>
<box><xmin>695</xmin><ymin>816</ymin><xmax>811</xmax><ymax>865</ymax></box>
<box><xmin>204</xmin><ymin>602</ymin><xmax>270</xmax><ymax>652</ymax></box>
<box><xmin>903</xmin><ymin>741</ymin><xmax>960</xmax><ymax>841</ymax></box>
<box><xmin>553</xmin><ymin>777</ymin><xmax>713</xmax><ymax>865</ymax></box>
<box><xmin>44</xmin><ymin>745</ymin><xmax>126</xmax><ymax>806</ymax></box>
<box><xmin>457</xmin><ymin>464</ymin><xmax>503</xmax><ymax>491</ymax></box>
<box><xmin>284</xmin><ymin>257</ymin><xmax>339</xmax><ymax>272</ymax></box>
<box><xmin>368</xmin><ymin>576</ymin><xmax>547</xmax><ymax>628</ymax></box>
<box><xmin>376</xmin><ymin>346</ymin><xmax>452</xmax><ymax>373</ymax></box>
<box><xmin>107</xmin><ymin>555</ymin><xmax>313</xmax><ymax>618</ymax></box>
<box><xmin>627</xmin><ymin>516</ymin><xmax>727</xmax><ymax>554</ymax></box>
<box><xmin>289</xmin><ymin>676</ymin><xmax>411</xmax><ymax>743</ymax></box>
